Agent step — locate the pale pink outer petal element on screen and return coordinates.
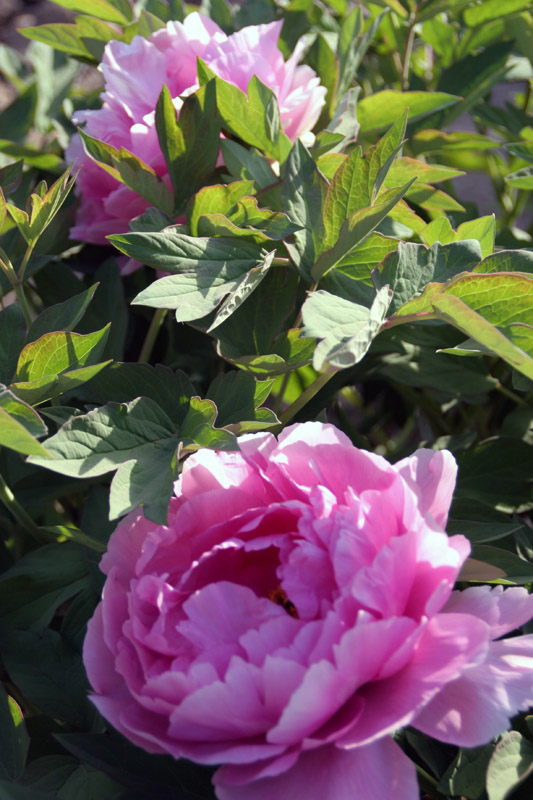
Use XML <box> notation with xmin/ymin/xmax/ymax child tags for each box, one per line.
<box><xmin>413</xmin><ymin>634</ymin><xmax>533</xmax><ymax>746</ymax></box>
<box><xmin>395</xmin><ymin>448</ymin><xmax>457</xmax><ymax>527</ymax></box>
<box><xmin>442</xmin><ymin>585</ymin><xmax>533</xmax><ymax>638</ymax></box>
<box><xmin>336</xmin><ymin>612</ymin><xmax>490</xmax><ymax>747</ymax></box>
<box><xmin>214</xmin><ymin>738</ymin><xmax>419</xmax><ymax>800</ymax></box>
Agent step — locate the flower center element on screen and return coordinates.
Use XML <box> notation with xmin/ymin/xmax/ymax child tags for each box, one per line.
<box><xmin>267</xmin><ymin>585</ymin><xmax>298</xmax><ymax>618</ymax></box>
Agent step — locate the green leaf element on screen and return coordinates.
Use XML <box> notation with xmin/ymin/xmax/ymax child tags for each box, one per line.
<box><xmin>0</xmin><ymin>159</ymin><xmax>24</xmax><ymax>196</ymax></box>
<box><xmin>447</xmin><ymin>519</ymin><xmax>527</xmax><ymax>545</ymax></box>
<box><xmin>322</xmin><ymin>111</ymin><xmax>407</xmax><ymax>250</ymax></box>
<box><xmin>0</xmin><ymin>408</ymin><xmax>51</xmax><ymax>459</ymax></box>
<box><xmin>322</xmin><ymin>233</ymin><xmax>399</xmax><ymax>307</ymax></box>
<box><xmin>6</xmin><ymin>166</ymin><xmax>77</xmax><ymax>247</ymax></box>
<box><xmin>112</xmin><ymin>232</ymin><xmax>268</xmax><ymax>321</ymax></box>
<box><xmin>476</xmin><ymin>249</ymin><xmax>533</xmax><ymax>273</ymax></box>
<box><xmin>86</xmin><ymin>363</ymin><xmax>195</xmax><ymax>427</ymax></box>
<box><xmin>220</xmin><ymin>140</ymin><xmax>278</xmax><ymax>188</ymax></box>
<box><xmin>206</xmin><ymin>371</ymin><xmax>278</xmax><ymax>433</ymax></box>
<box><xmin>421</xmin><ymin>216</ymin><xmax>495</xmax><ymax>259</ymax></box>
<box><xmin>0</xmin><ymin>628</ymin><xmax>93</xmax><ymax>725</ymax></box>
<box><xmin>302</xmin><ymin>286</ymin><xmax>392</xmax><ymax>370</ymax></box>
<box><xmin>386</xmin><ymin>157</ymin><xmax>465</xmax><ymax>186</ymax></box>
<box><xmin>464</xmin><ymin>0</ymin><xmax>531</xmax><ymax>27</ymax></box>
<box><xmin>227</xmin><ymin>197</ymin><xmax>302</xmax><ymax>240</ymax></box>
<box><xmin>219</xmin><ymin>329</ymin><xmax>316</xmax><ymax>376</ymax></box>
<box><xmin>214</xmin><ymin>74</ymin><xmax>290</xmax><ymax>161</ymax></box>
<box><xmin>48</xmin><ymin>0</ymin><xmax>132</xmax><ymax>24</ymax></box>
<box><xmin>79</xmin><ymin>130</ymin><xmax>174</xmax><ymax>215</ymax></box>
<box><xmin>15</xmin><ymin>325</ymin><xmax>109</xmax><ymax>383</ymax></box>
<box><xmin>357</xmin><ymin>91</ymin><xmax>459</xmax><ymax>133</ymax></box>
<box><xmin>455</xmin><ymin>437</ymin><xmax>533</xmax><ymax>512</ymax></box>
<box><xmin>506</xmin><ymin>140</ymin><xmax>533</xmax><ymax>163</ymax></box>
<box><xmin>28</xmin><ymin>398</ymin><xmax>179</xmax><ymax>523</ymax></box>
<box><xmin>188</xmin><ymin>182</ymin><xmax>253</xmax><ymax>237</ymax></box>
<box><xmin>432</xmin><ymin>292</ymin><xmax>533</xmax><ymax>380</ymax></box>
<box><xmin>27</xmin><ymin>284</ymin><xmax>98</xmax><ymax>343</ymax></box>
<box><xmin>438</xmin><ymin>744</ymin><xmax>495</xmax><ymax>800</ymax></box>
<box><xmin>487</xmin><ymin>732</ymin><xmax>533</xmax><ymax>800</ymax></box>
<box><xmin>0</xmin><ymin>685</ymin><xmax>29</xmax><ymax>781</ymax></box>
<box><xmin>411</xmin><ymin>129</ymin><xmax>499</xmax><ymax>154</ymax></box>
<box><xmin>311</xmin><ymin>181</ymin><xmax>415</xmax><ymax>282</ymax></box>
<box><xmin>0</xmin><ymin>542</ymin><xmax>95</xmax><ymax>630</ymax></box>
<box><xmin>336</xmin><ymin>6</ymin><xmax>361</xmax><ymax>99</ymax></box>
<box><xmin>155</xmin><ymin>81</ymin><xmax>220</xmax><ymax>213</ymax></box>
<box><xmin>206</xmin><ymin>251</ymin><xmax>275</xmax><ymax>330</ymax></box>
<box><xmin>12</xmin><ymin>326</ymin><xmax>110</xmax><ymax>405</ymax></box>
<box><xmin>378</xmin><ymin>240</ymin><xmax>483</xmax><ymax>315</ymax></box>
<box><xmin>0</xmin><ymin>303</ymin><xmax>26</xmax><ymax>384</ymax></box>
<box><xmin>505</xmin><ymin>165</ymin><xmax>533</xmax><ymax>190</ymax></box>
<box><xmin>281</xmin><ymin>140</ymin><xmax>329</xmax><ymax>279</ymax></box>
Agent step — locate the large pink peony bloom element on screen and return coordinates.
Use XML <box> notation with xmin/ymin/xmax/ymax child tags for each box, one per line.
<box><xmin>84</xmin><ymin>422</ymin><xmax>533</xmax><ymax>800</ymax></box>
<box><xmin>66</xmin><ymin>13</ymin><xmax>326</xmax><ymax>250</ymax></box>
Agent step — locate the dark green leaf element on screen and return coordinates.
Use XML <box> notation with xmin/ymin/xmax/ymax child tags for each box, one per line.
<box><xmin>0</xmin><ymin>685</ymin><xmax>29</xmax><ymax>780</ymax></box>
<box><xmin>206</xmin><ymin>371</ymin><xmax>278</xmax><ymax>433</ymax></box>
<box><xmin>0</xmin><ymin>303</ymin><xmax>26</xmax><ymax>384</ymax></box>
<box><xmin>281</xmin><ymin>140</ymin><xmax>329</xmax><ymax>279</ymax></box>
<box><xmin>0</xmin><ymin>628</ymin><xmax>93</xmax><ymax>725</ymax></box>
<box><xmin>155</xmin><ymin>81</ymin><xmax>220</xmax><ymax>213</ymax></box>
<box><xmin>27</xmin><ymin>284</ymin><xmax>98</xmax><ymax>343</ymax></box>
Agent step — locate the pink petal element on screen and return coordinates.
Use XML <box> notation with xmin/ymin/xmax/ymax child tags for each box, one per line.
<box><xmin>395</xmin><ymin>449</ymin><xmax>457</xmax><ymax>527</ymax></box>
<box><xmin>443</xmin><ymin>585</ymin><xmax>533</xmax><ymax>638</ymax></box>
<box><xmin>413</xmin><ymin>634</ymin><xmax>533</xmax><ymax>746</ymax></box>
<box><xmin>214</xmin><ymin>738</ymin><xmax>419</xmax><ymax>800</ymax></box>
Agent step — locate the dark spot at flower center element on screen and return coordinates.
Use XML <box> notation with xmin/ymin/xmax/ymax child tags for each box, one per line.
<box><xmin>267</xmin><ymin>586</ymin><xmax>298</xmax><ymax>618</ymax></box>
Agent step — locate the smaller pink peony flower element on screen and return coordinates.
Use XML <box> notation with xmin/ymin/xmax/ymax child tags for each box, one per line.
<box><xmin>84</xmin><ymin>422</ymin><xmax>533</xmax><ymax>800</ymax></box>
<box><xmin>66</xmin><ymin>13</ymin><xmax>327</xmax><ymax>250</ymax></box>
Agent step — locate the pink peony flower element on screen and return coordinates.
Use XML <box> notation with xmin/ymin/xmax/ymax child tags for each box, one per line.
<box><xmin>66</xmin><ymin>13</ymin><xmax>326</xmax><ymax>250</ymax></box>
<box><xmin>84</xmin><ymin>422</ymin><xmax>533</xmax><ymax>800</ymax></box>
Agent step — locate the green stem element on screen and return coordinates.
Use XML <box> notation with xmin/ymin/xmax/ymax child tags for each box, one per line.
<box><xmin>401</xmin><ymin>16</ymin><xmax>416</xmax><ymax>91</ymax></box>
<box><xmin>0</xmin><ymin>248</ymin><xmax>36</xmax><ymax>325</ymax></box>
<box><xmin>278</xmin><ymin>369</ymin><xmax>335</xmax><ymax>427</ymax></box>
<box><xmin>0</xmin><ymin>473</ymin><xmax>48</xmax><ymax>545</ymax></box>
<box><xmin>493</xmin><ymin>379</ymin><xmax>531</xmax><ymax>408</ymax></box>
<box><xmin>18</xmin><ymin>241</ymin><xmax>35</xmax><ymax>283</ymax></box>
<box><xmin>0</xmin><ymin>473</ymin><xmax>106</xmax><ymax>552</ymax></box>
<box><xmin>138</xmin><ymin>308</ymin><xmax>167</xmax><ymax>363</ymax></box>
<box><xmin>414</xmin><ymin>764</ymin><xmax>448</xmax><ymax>800</ymax></box>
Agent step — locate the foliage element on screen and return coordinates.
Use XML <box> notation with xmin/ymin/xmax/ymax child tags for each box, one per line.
<box><xmin>0</xmin><ymin>0</ymin><xmax>533</xmax><ymax>798</ymax></box>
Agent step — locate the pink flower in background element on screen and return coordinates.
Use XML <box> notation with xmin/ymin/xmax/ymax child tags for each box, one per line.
<box><xmin>66</xmin><ymin>13</ymin><xmax>327</xmax><ymax>251</ymax></box>
<box><xmin>83</xmin><ymin>422</ymin><xmax>533</xmax><ymax>800</ymax></box>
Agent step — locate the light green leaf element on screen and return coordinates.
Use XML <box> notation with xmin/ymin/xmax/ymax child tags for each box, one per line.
<box><xmin>322</xmin><ymin>111</ymin><xmax>407</xmax><ymax>249</ymax></box>
<box><xmin>312</xmin><ymin>181</ymin><xmax>414</xmax><ymax>282</ymax></box>
<box><xmin>48</xmin><ymin>0</ymin><xmax>132</xmax><ymax>24</ymax></box>
<box><xmin>6</xmin><ymin>166</ymin><xmax>77</xmax><ymax>246</ymax></box>
<box><xmin>464</xmin><ymin>0</ymin><xmax>531</xmax><ymax>27</ymax></box>
<box><xmin>505</xmin><ymin>165</ymin><xmax>533</xmax><ymax>190</ymax></box>
<box><xmin>475</xmin><ymin>249</ymin><xmax>533</xmax><ymax>273</ymax></box>
<box><xmin>357</xmin><ymin>91</ymin><xmax>459</xmax><ymax>133</ymax></box>
<box><xmin>11</xmin><ymin>326</ymin><xmax>110</xmax><ymax>405</ymax></box>
<box><xmin>487</xmin><ymin>732</ymin><xmax>533</xmax><ymax>800</ymax></box>
<box><xmin>432</xmin><ymin>292</ymin><xmax>533</xmax><ymax>380</ymax></box>
<box><xmin>215</xmin><ymin>74</ymin><xmax>290</xmax><ymax>161</ymax></box>
<box><xmin>386</xmin><ymin>156</ymin><xmax>465</xmax><ymax>185</ymax></box>
<box><xmin>421</xmin><ymin>216</ymin><xmax>495</xmax><ymax>259</ymax></box>
<box><xmin>411</xmin><ymin>129</ymin><xmax>499</xmax><ymax>154</ymax></box>
<box><xmin>0</xmin><ymin>406</ymin><xmax>50</xmax><ymax>458</ymax></box>
<box><xmin>405</xmin><ymin>183</ymin><xmax>465</xmax><ymax>213</ymax></box>
<box><xmin>188</xmin><ymin>181</ymin><xmax>253</xmax><ymax>237</ymax></box>
<box><xmin>302</xmin><ymin>286</ymin><xmax>392</xmax><ymax>370</ymax></box>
